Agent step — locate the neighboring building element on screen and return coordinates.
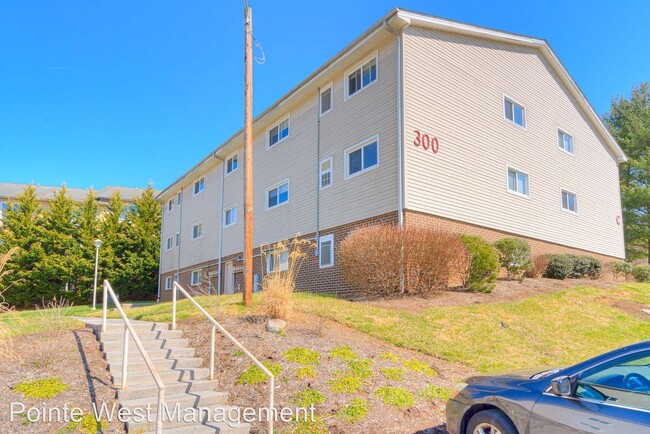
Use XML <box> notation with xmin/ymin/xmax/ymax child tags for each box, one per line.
<box><xmin>0</xmin><ymin>183</ymin><xmax>146</xmax><ymax>219</ymax></box>
<box><xmin>156</xmin><ymin>8</ymin><xmax>626</xmax><ymax>300</ymax></box>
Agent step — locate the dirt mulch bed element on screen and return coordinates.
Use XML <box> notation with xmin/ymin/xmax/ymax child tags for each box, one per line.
<box><xmin>357</xmin><ymin>278</ymin><xmax>617</xmax><ymax>313</ymax></box>
<box><xmin>0</xmin><ymin>326</ymin><xmax>125</xmax><ymax>433</ymax></box>
<box><xmin>181</xmin><ymin>311</ymin><xmax>475</xmax><ymax>434</ymax></box>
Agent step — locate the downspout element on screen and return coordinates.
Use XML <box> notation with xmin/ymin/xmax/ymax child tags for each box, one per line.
<box><xmin>156</xmin><ymin>200</ymin><xmax>165</xmax><ymax>302</ymax></box>
<box><xmin>213</xmin><ymin>153</ymin><xmax>226</xmax><ymax>295</ymax></box>
<box><xmin>316</xmin><ymin>87</ymin><xmax>321</xmax><ymax>256</ymax></box>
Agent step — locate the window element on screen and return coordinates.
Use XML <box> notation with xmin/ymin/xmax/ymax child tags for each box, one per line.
<box><xmin>0</xmin><ymin>202</ymin><xmax>8</xmax><ymax>220</ymax></box>
<box><xmin>558</xmin><ymin>129</ymin><xmax>574</xmax><ymax>154</ymax></box>
<box><xmin>164</xmin><ymin>276</ymin><xmax>172</xmax><ymax>290</ymax></box>
<box><xmin>320</xmin><ymin>157</ymin><xmax>333</xmax><ymax>190</ymax></box>
<box><xmin>177</xmin><ymin>191</ymin><xmax>182</xmax><ymax>206</ymax></box>
<box><xmin>194</xmin><ymin>177</ymin><xmax>205</xmax><ymax>196</ymax></box>
<box><xmin>174</xmin><ymin>272</ymin><xmax>179</xmax><ymax>282</ymax></box>
<box><xmin>574</xmin><ymin>351</ymin><xmax>650</xmax><ymax>411</ymax></box>
<box><xmin>345</xmin><ymin>136</ymin><xmax>379</xmax><ymax>179</ymax></box>
<box><xmin>504</xmin><ymin>96</ymin><xmax>526</xmax><ymax>128</ymax></box>
<box><xmin>191</xmin><ymin>269</ymin><xmax>203</xmax><ymax>286</ymax></box>
<box><xmin>268</xmin><ymin>117</ymin><xmax>290</xmax><ymax>148</ymax></box>
<box><xmin>167</xmin><ymin>198</ymin><xmax>174</xmax><ymax>212</ymax></box>
<box><xmin>165</xmin><ymin>236</ymin><xmax>173</xmax><ymax>251</ymax></box>
<box><xmin>266</xmin><ymin>180</ymin><xmax>289</xmax><ymax>210</ymax></box>
<box><xmin>319</xmin><ymin>234</ymin><xmax>334</xmax><ymax>268</ymax></box>
<box><xmin>267</xmin><ymin>249</ymin><xmax>289</xmax><ymax>273</ymax></box>
<box><xmin>507</xmin><ymin>167</ymin><xmax>530</xmax><ymax>197</ymax></box>
<box><xmin>175</xmin><ymin>232</ymin><xmax>180</xmax><ymax>247</ymax></box>
<box><xmin>346</xmin><ymin>56</ymin><xmax>377</xmax><ymax>98</ymax></box>
<box><xmin>226</xmin><ymin>153</ymin><xmax>238</xmax><ymax>175</ymax></box>
<box><xmin>224</xmin><ymin>205</ymin><xmax>237</xmax><ymax>227</ymax></box>
<box><xmin>562</xmin><ymin>189</ymin><xmax>578</xmax><ymax>213</ymax></box>
<box><xmin>192</xmin><ymin>222</ymin><xmax>203</xmax><ymax>240</ymax></box>
<box><xmin>320</xmin><ymin>85</ymin><xmax>333</xmax><ymax>116</ymax></box>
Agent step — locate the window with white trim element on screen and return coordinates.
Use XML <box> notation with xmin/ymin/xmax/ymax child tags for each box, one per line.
<box><xmin>167</xmin><ymin>198</ymin><xmax>174</xmax><ymax>212</ymax></box>
<box><xmin>320</xmin><ymin>157</ymin><xmax>332</xmax><ymax>190</ymax></box>
<box><xmin>175</xmin><ymin>232</ymin><xmax>180</xmax><ymax>247</ymax></box>
<box><xmin>192</xmin><ymin>222</ymin><xmax>203</xmax><ymax>240</ymax></box>
<box><xmin>177</xmin><ymin>191</ymin><xmax>182</xmax><ymax>206</ymax></box>
<box><xmin>507</xmin><ymin>167</ymin><xmax>529</xmax><ymax>197</ymax></box>
<box><xmin>226</xmin><ymin>153</ymin><xmax>238</xmax><ymax>175</ymax></box>
<box><xmin>562</xmin><ymin>189</ymin><xmax>578</xmax><ymax>213</ymax></box>
<box><xmin>266</xmin><ymin>249</ymin><xmax>289</xmax><ymax>273</ymax></box>
<box><xmin>165</xmin><ymin>236</ymin><xmax>173</xmax><ymax>251</ymax></box>
<box><xmin>345</xmin><ymin>137</ymin><xmax>378</xmax><ymax>178</ymax></box>
<box><xmin>266</xmin><ymin>180</ymin><xmax>289</xmax><ymax>210</ymax></box>
<box><xmin>268</xmin><ymin>118</ymin><xmax>289</xmax><ymax>148</ymax></box>
<box><xmin>164</xmin><ymin>276</ymin><xmax>172</xmax><ymax>290</ymax></box>
<box><xmin>190</xmin><ymin>269</ymin><xmax>203</xmax><ymax>286</ymax></box>
<box><xmin>558</xmin><ymin>129</ymin><xmax>574</xmax><ymax>154</ymax></box>
<box><xmin>504</xmin><ymin>97</ymin><xmax>526</xmax><ymax>128</ymax></box>
<box><xmin>194</xmin><ymin>177</ymin><xmax>205</xmax><ymax>195</ymax></box>
<box><xmin>347</xmin><ymin>56</ymin><xmax>377</xmax><ymax>98</ymax></box>
<box><xmin>223</xmin><ymin>205</ymin><xmax>237</xmax><ymax>228</ymax></box>
<box><xmin>320</xmin><ymin>86</ymin><xmax>333</xmax><ymax>116</ymax></box>
<box><xmin>319</xmin><ymin>234</ymin><xmax>334</xmax><ymax>268</ymax></box>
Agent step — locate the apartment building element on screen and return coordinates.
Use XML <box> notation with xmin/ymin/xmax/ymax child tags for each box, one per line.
<box><xmin>157</xmin><ymin>8</ymin><xmax>626</xmax><ymax>300</ymax></box>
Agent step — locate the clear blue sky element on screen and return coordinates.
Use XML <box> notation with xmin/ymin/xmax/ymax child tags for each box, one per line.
<box><xmin>1</xmin><ymin>1</ymin><xmax>648</xmax><ymax>191</ymax></box>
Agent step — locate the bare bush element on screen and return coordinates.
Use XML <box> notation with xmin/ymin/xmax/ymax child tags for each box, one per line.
<box><xmin>0</xmin><ymin>247</ymin><xmax>20</xmax><ymax>363</ymax></box>
<box><xmin>260</xmin><ymin>235</ymin><xmax>315</xmax><ymax>320</ymax></box>
<box><xmin>528</xmin><ymin>255</ymin><xmax>551</xmax><ymax>278</ymax></box>
<box><xmin>339</xmin><ymin>225</ymin><xmax>468</xmax><ymax>296</ymax></box>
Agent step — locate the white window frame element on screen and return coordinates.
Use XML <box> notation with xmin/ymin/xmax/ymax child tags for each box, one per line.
<box><xmin>190</xmin><ymin>269</ymin><xmax>203</xmax><ymax>286</ymax></box>
<box><xmin>344</xmin><ymin>52</ymin><xmax>378</xmax><ymax>101</ymax></box>
<box><xmin>503</xmin><ymin>94</ymin><xmax>526</xmax><ymax>129</ymax></box>
<box><xmin>561</xmin><ymin>188</ymin><xmax>579</xmax><ymax>215</ymax></box>
<box><xmin>191</xmin><ymin>221</ymin><xmax>203</xmax><ymax>240</ymax></box>
<box><xmin>225</xmin><ymin>152</ymin><xmax>239</xmax><ymax>176</ymax></box>
<box><xmin>167</xmin><ymin>198</ymin><xmax>174</xmax><ymax>212</ymax></box>
<box><xmin>318</xmin><ymin>234</ymin><xmax>334</xmax><ymax>269</ymax></box>
<box><xmin>165</xmin><ymin>236</ymin><xmax>173</xmax><ymax>251</ymax></box>
<box><xmin>193</xmin><ymin>177</ymin><xmax>205</xmax><ymax>196</ymax></box>
<box><xmin>506</xmin><ymin>165</ymin><xmax>531</xmax><ymax>199</ymax></box>
<box><xmin>223</xmin><ymin>204</ymin><xmax>237</xmax><ymax>228</ymax></box>
<box><xmin>319</xmin><ymin>156</ymin><xmax>333</xmax><ymax>190</ymax></box>
<box><xmin>265</xmin><ymin>179</ymin><xmax>290</xmax><ymax>211</ymax></box>
<box><xmin>344</xmin><ymin>135</ymin><xmax>380</xmax><ymax>180</ymax></box>
<box><xmin>266</xmin><ymin>249</ymin><xmax>289</xmax><ymax>273</ymax></box>
<box><xmin>319</xmin><ymin>83</ymin><xmax>333</xmax><ymax>117</ymax></box>
<box><xmin>164</xmin><ymin>276</ymin><xmax>172</xmax><ymax>290</ymax></box>
<box><xmin>557</xmin><ymin>128</ymin><xmax>575</xmax><ymax>156</ymax></box>
<box><xmin>266</xmin><ymin>115</ymin><xmax>291</xmax><ymax>149</ymax></box>
<box><xmin>177</xmin><ymin>191</ymin><xmax>182</xmax><ymax>206</ymax></box>
<box><xmin>175</xmin><ymin>232</ymin><xmax>180</xmax><ymax>247</ymax></box>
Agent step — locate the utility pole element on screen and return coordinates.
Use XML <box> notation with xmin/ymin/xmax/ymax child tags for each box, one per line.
<box><xmin>243</xmin><ymin>3</ymin><xmax>253</xmax><ymax>306</ymax></box>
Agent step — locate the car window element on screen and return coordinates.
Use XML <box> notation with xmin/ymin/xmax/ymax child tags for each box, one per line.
<box><xmin>576</xmin><ymin>351</ymin><xmax>650</xmax><ymax>411</ymax></box>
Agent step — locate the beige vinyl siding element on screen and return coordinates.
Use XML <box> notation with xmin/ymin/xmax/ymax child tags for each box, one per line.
<box><xmin>160</xmin><ymin>189</ymin><xmax>182</xmax><ymax>274</ymax></box>
<box><xmin>402</xmin><ymin>26</ymin><xmax>624</xmax><ymax>258</ymax></box>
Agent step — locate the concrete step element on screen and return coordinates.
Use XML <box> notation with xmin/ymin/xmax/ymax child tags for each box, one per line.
<box><xmin>107</xmin><ymin>357</ymin><xmax>203</xmax><ymax>374</ymax></box>
<box><xmin>141</xmin><ymin>420</ymin><xmax>251</xmax><ymax>434</ymax></box>
<box><xmin>99</xmin><ymin>329</ymin><xmax>184</xmax><ymax>342</ymax></box>
<box><xmin>105</xmin><ymin>347</ymin><xmax>196</xmax><ymax>363</ymax></box>
<box><xmin>125</xmin><ymin>401</ymin><xmax>238</xmax><ymax>433</ymax></box>
<box><xmin>101</xmin><ymin>338</ymin><xmax>189</xmax><ymax>352</ymax></box>
<box><xmin>117</xmin><ymin>379</ymin><xmax>218</xmax><ymax>401</ymax></box>
<box><xmin>111</xmin><ymin>367</ymin><xmax>211</xmax><ymax>386</ymax></box>
<box><xmin>86</xmin><ymin>321</ymin><xmax>172</xmax><ymax>334</ymax></box>
<box><xmin>121</xmin><ymin>390</ymin><xmax>228</xmax><ymax>411</ymax></box>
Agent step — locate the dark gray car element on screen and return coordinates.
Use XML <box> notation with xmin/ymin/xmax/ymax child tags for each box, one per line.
<box><xmin>446</xmin><ymin>340</ymin><xmax>650</xmax><ymax>434</ymax></box>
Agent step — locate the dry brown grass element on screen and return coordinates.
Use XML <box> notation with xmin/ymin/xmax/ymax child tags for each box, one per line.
<box><xmin>528</xmin><ymin>255</ymin><xmax>551</xmax><ymax>278</ymax></box>
<box><xmin>0</xmin><ymin>247</ymin><xmax>20</xmax><ymax>362</ymax></box>
<box><xmin>260</xmin><ymin>235</ymin><xmax>315</xmax><ymax>320</ymax></box>
<box><xmin>339</xmin><ymin>225</ymin><xmax>468</xmax><ymax>296</ymax></box>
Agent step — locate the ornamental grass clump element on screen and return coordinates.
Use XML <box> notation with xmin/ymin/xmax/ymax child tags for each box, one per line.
<box><xmin>260</xmin><ymin>235</ymin><xmax>315</xmax><ymax>320</ymax></box>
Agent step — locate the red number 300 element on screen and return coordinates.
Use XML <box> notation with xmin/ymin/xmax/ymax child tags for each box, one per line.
<box><xmin>413</xmin><ymin>130</ymin><xmax>439</xmax><ymax>154</ymax></box>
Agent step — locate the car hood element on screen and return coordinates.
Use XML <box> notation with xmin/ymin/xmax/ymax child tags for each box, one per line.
<box><xmin>489</xmin><ymin>366</ymin><xmax>562</xmax><ymax>379</ymax></box>
<box><xmin>465</xmin><ymin>366</ymin><xmax>562</xmax><ymax>390</ymax></box>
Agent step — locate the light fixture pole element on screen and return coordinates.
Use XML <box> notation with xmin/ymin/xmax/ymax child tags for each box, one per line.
<box><xmin>92</xmin><ymin>239</ymin><xmax>103</xmax><ymax>310</ymax></box>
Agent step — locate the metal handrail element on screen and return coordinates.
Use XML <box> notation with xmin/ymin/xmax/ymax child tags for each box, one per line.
<box><xmin>172</xmin><ymin>281</ymin><xmax>275</xmax><ymax>434</ymax></box>
<box><xmin>101</xmin><ymin>280</ymin><xmax>165</xmax><ymax>434</ymax></box>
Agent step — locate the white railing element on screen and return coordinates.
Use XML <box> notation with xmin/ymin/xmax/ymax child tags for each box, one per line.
<box><xmin>101</xmin><ymin>280</ymin><xmax>165</xmax><ymax>434</ymax></box>
<box><xmin>172</xmin><ymin>281</ymin><xmax>275</xmax><ymax>434</ymax></box>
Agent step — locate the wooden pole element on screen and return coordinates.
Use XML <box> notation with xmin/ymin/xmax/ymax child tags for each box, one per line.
<box><xmin>243</xmin><ymin>5</ymin><xmax>253</xmax><ymax>306</ymax></box>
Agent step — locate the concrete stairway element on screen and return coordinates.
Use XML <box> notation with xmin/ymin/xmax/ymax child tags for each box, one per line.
<box><xmin>83</xmin><ymin>318</ymin><xmax>251</xmax><ymax>434</ymax></box>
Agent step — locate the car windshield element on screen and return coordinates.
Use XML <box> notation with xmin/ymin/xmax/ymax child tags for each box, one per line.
<box><xmin>531</xmin><ymin>368</ymin><xmax>565</xmax><ymax>380</ymax></box>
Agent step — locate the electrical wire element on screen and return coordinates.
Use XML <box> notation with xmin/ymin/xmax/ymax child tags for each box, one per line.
<box><xmin>253</xmin><ymin>36</ymin><xmax>266</xmax><ymax>64</ymax></box>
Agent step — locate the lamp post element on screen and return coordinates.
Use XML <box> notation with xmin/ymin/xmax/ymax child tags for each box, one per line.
<box><xmin>92</xmin><ymin>239</ymin><xmax>103</xmax><ymax>310</ymax></box>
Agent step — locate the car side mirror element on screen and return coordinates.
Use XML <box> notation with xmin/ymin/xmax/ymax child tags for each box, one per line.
<box><xmin>550</xmin><ymin>376</ymin><xmax>572</xmax><ymax>397</ymax></box>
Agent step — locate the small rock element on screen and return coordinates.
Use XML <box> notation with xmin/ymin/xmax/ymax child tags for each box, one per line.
<box><xmin>642</xmin><ymin>309</ymin><xmax>650</xmax><ymax>316</ymax></box>
<box><xmin>266</xmin><ymin>318</ymin><xmax>286</xmax><ymax>333</ymax></box>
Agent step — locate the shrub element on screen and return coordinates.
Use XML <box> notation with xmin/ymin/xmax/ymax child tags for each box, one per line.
<box><xmin>238</xmin><ymin>362</ymin><xmax>282</xmax><ymax>385</ymax></box>
<box><xmin>329</xmin><ymin>373</ymin><xmax>364</xmax><ymax>393</ymax></box>
<box><xmin>584</xmin><ymin>256</ymin><xmax>603</xmax><ymax>279</ymax></box>
<box><xmin>339</xmin><ymin>225</ymin><xmax>468</xmax><ymax>296</ymax></box>
<box><xmin>14</xmin><ymin>378</ymin><xmax>70</xmax><ymax>399</ymax></box>
<box><xmin>566</xmin><ymin>254</ymin><xmax>590</xmax><ymax>277</ymax></box>
<box><xmin>403</xmin><ymin>359</ymin><xmax>437</xmax><ymax>377</ymax></box>
<box><xmin>380</xmin><ymin>367</ymin><xmax>405</xmax><ymax>381</ymax></box>
<box><xmin>545</xmin><ymin>254</ymin><xmax>574</xmax><ymax>280</ymax></box>
<box><xmin>528</xmin><ymin>255</ymin><xmax>550</xmax><ymax>278</ymax></box>
<box><xmin>284</xmin><ymin>347</ymin><xmax>320</xmax><ymax>365</ymax></box>
<box><xmin>459</xmin><ymin>235</ymin><xmax>500</xmax><ymax>293</ymax></box>
<box><xmin>374</xmin><ymin>386</ymin><xmax>415</xmax><ymax>409</ymax></box>
<box><xmin>291</xmin><ymin>388</ymin><xmax>326</xmax><ymax>407</ymax></box>
<box><xmin>493</xmin><ymin>238</ymin><xmax>532</xmax><ymax>279</ymax></box>
<box><xmin>631</xmin><ymin>266</ymin><xmax>650</xmax><ymax>282</ymax></box>
<box><xmin>329</xmin><ymin>345</ymin><xmax>359</xmax><ymax>361</ymax></box>
<box><xmin>347</xmin><ymin>359</ymin><xmax>373</xmax><ymax>379</ymax></box>
<box><xmin>260</xmin><ymin>236</ymin><xmax>315</xmax><ymax>320</ymax></box>
<box><xmin>612</xmin><ymin>261</ymin><xmax>633</xmax><ymax>281</ymax></box>
<box><xmin>339</xmin><ymin>398</ymin><xmax>369</xmax><ymax>422</ymax></box>
<box><xmin>419</xmin><ymin>385</ymin><xmax>451</xmax><ymax>402</ymax></box>
<box><xmin>296</xmin><ymin>366</ymin><xmax>316</xmax><ymax>380</ymax></box>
